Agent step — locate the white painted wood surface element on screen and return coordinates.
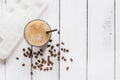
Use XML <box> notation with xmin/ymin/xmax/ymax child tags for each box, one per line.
<box><xmin>0</xmin><ymin>0</ymin><xmax>120</xmax><ymax>80</ymax></box>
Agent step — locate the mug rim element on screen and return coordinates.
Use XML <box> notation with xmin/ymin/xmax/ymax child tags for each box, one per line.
<box><xmin>24</xmin><ymin>19</ymin><xmax>51</xmax><ymax>47</ymax></box>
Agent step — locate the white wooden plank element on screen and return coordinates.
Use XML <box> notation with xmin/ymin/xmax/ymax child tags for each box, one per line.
<box><xmin>32</xmin><ymin>0</ymin><xmax>59</xmax><ymax>80</ymax></box>
<box><xmin>6</xmin><ymin>40</ymin><xmax>31</xmax><ymax>80</ymax></box>
<box><xmin>88</xmin><ymin>0</ymin><xmax>114</xmax><ymax>80</ymax></box>
<box><xmin>4</xmin><ymin>0</ymin><xmax>48</xmax><ymax>80</ymax></box>
<box><xmin>116</xmin><ymin>0</ymin><xmax>120</xmax><ymax>80</ymax></box>
<box><xmin>0</xmin><ymin>61</ymin><xmax>4</xmax><ymax>80</ymax></box>
<box><xmin>60</xmin><ymin>0</ymin><xmax>87</xmax><ymax>80</ymax></box>
<box><xmin>0</xmin><ymin>0</ymin><xmax>5</xmax><ymax>80</ymax></box>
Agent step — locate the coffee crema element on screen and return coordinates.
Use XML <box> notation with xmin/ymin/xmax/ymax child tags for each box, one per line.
<box><xmin>24</xmin><ymin>20</ymin><xmax>51</xmax><ymax>46</ymax></box>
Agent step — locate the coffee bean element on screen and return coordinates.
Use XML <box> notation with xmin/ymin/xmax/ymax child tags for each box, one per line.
<box><xmin>56</xmin><ymin>43</ymin><xmax>59</xmax><ymax>47</ymax></box>
<box><xmin>66</xmin><ymin>49</ymin><xmax>69</xmax><ymax>52</ymax></box>
<box><xmin>23</xmin><ymin>48</ymin><xmax>25</xmax><ymax>52</ymax></box>
<box><xmin>58</xmin><ymin>56</ymin><xmax>60</xmax><ymax>61</ymax></box>
<box><xmin>63</xmin><ymin>48</ymin><xmax>66</xmax><ymax>52</ymax></box>
<box><xmin>47</xmin><ymin>45</ymin><xmax>51</xmax><ymax>48</ymax></box>
<box><xmin>35</xmin><ymin>56</ymin><xmax>38</xmax><ymax>59</ymax></box>
<box><xmin>22</xmin><ymin>63</ymin><xmax>25</xmax><ymax>67</ymax></box>
<box><xmin>49</xmin><ymin>39</ymin><xmax>52</xmax><ymax>42</ymax></box>
<box><xmin>38</xmin><ymin>60</ymin><xmax>40</xmax><ymax>63</ymax></box>
<box><xmin>33</xmin><ymin>52</ymin><xmax>36</xmax><ymax>55</ymax></box>
<box><xmin>40</xmin><ymin>68</ymin><xmax>42</xmax><ymax>70</ymax></box>
<box><xmin>58</xmin><ymin>51</ymin><xmax>60</xmax><ymax>55</ymax></box>
<box><xmin>16</xmin><ymin>57</ymin><xmax>19</xmax><ymax>60</ymax></box>
<box><xmin>70</xmin><ymin>58</ymin><xmax>73</xmax><ymax>62</ymax></box>
<box><xmin>30</xmin><ymin>72</ymin><xmax>33</xmax><ymax>75</ymax></box>
<box><xmin>28</xmin><ymin>47</ymin><xmax>31</xmax><ymax>51</ymax></box>
<box><xmin>57</xmin><ymin>31</ymin><xmax>60</xmax><ymax>34</ymax></box>
<box><xmin>61</xmin><ymin>56</ymin><xmax>64</xmax><ymax>60</ymax></box>
<box><xmin>40</xmin><ymin>53</ymin><xmax>43</xmax><ymax>56</ymax></box>
<box><xmin>61</xmin><ymin>42</ymin><xmax>64</xmax><ymax>45</ymax></box>
<box><xmin>35</xmin><ymin>62</ymin><xmax>38</xmax><ymax>65</ymax></box>
<box><xmin>54</xmin><ymin>49</ymin><xmax>56</xmax><ymax>52</ymax></box>
<box><xmin>64</xmin><ymin>58</ymin><xmax>66</xmax><ymax>62</ymax></box>
<box><xmin>61</xmin><ymin>48</ymin><xmax>63</xmax><ymax>51</ymax></box>
<box><xmin>66</xmin><ymin>67</ymin><xmax>69</xmax><ymax>71</ymax></box>
<box><xmin>40</xmin><ymin>49</ymin><xmax>43</xmax><ymax>52</ymax></box>
<box><xmin>50</xmin><ymin>67</ymin><xmax>52</xmax><ymax>70</ymax></box>
<box><xmin>51</xmin><ymin>45</ymin><xmax>54</xmax><ymax>49</ymax></box>
<box><xmin>33</xmin><ymin>66</ymin><xmax>36</xmax><ymax>69</ymax></box>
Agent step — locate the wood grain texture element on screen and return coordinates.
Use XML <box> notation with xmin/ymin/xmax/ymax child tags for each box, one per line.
<box><xmin>60</xmin><ymin>0</ymin><xmax>87</xmax><ymax>80</ymax></box>
<box><xmin>88</xmin><ymin>0</ymin><xmax>114</xmax><ymax>80</ymax></box>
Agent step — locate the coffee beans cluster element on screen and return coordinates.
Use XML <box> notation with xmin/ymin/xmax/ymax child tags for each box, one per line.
<box><xmin>16</xmin><ymin>30</ymin><xmax>73</xmax><ymax>74</ymax></box>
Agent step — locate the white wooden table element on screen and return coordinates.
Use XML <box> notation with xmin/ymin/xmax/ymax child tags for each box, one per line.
<box><xmin>0</xmin><ymin>0</ymin><xmax>120</xmax><ymax>80</ymax></box>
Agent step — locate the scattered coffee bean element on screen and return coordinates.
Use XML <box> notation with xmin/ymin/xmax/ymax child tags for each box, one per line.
<box><xmin>66</xmin><ymin>49</ymin><xmax>69</xmax><ymax>52</ymax></box>
<box><xmin>64</xmin><ymin>58</ymin><xmax>66</xmax><ymax>62</ymax></box>
<box><xmin>40</xmin><ymin>49</ymin><xmax>43</xmax><ymax>52</ymax></box>
<box><xmin>16</xmin><ymin>57</ymin><xmax>19</xmax><ymax>60</ymax></box>
<box><xmin>38</xmin><ymin>60</ymin><xmax>40</xmax><ymax>63</ymax></box>
<box><xmin>70</xmin><ymin>58</ymin><xmax>73</xmax><ymax>62</ymax></box>
<box><xmin>33</xmin><ymin>66</ymin><xmax>36</xmax><ymax>69</ymax></box>
<box><xmin>51</xmin><ymin>45</ymin><xmax>54</xmax><ymax>49</ymax></box>
<box><xmin>50</xmin><ymin>67</ymin><xmax>53</xmax><ymax>70</ymax></box>
<box><xmin>66</xmin><ymin>67</ymin><xmax>69</xmax><ymax>71</ymax></box>
<box><xmin>47</xmin><ymin>44</ymin><xmax>51</xmax><ymax>48</ymax></box>
<box><xmin>61</xmin><ymin>48</ymin><xmax>63</xmax><ymax>51</ymax></box>
<box><xmin>57</xmin><ymin>31</ymin><xmax>60</xmax><ymax>34</ymax></box>
<box><xmin>40</xmin><ymin>68</ymin><xmax>42</xmax><ymax>70</ymax></box>
<box><xmin>28</xmin><ymin>47</ymin><xmax>31</xmax><ymax>51</ymax></box>
<box><xmin>61</xmin><ymin>56</ymin><xmax>64</xmax><ymax>60</ymax></box>
<box><xmin>40</xmin><ymin>53</ymin><xmax>43</xmax><ymax>56</ymax></box>
<box><xmin>35</xmin><ymin>62</ymin><xmax>38</xmax><ymax>65</ymax></box>
<box><xmin>49</xmin><ymin>39</ymin><xmax>52</xmax><ymax>42</ymax></box>
<box><xmin>30</xmin><ymin>72</ymin><xmax>33</xmax><ymax>75</ymax></box>
<box><xmin>22</xmin><ymin>63</ymin><xmax>25</xmax><ymax>67</ymax></box>
<box><xmin>56</xmin><ymin>43</ymin><xmax>59</xmax><ymax>47</ymax></box>
<box><xmin>54</xmin><ymin>49</ymin><xmax>56</xmax><ymax>52</ymax></box>
<box><xmin>33</xmin><ymin>52</ymin><xmax>36</xmax><ymax>55</ymax></box>
<box><xmin>63</xmin><ymin>48</ymin><xmax>66</xmax><ymax>52</ymax></box>
<box><xmin>35</xmin><ymin>56</ymin><xmax>38</xmax><ymax>59</ymax></box>
<box><xmin>61</xmin><ymin>42</ymin><xmax>64</xmax><ymax>45</ymax></box>
<box><xmin>23</xmin><ymin>48</ymin><xmax>25</xmax><ymax>52</ymax></box>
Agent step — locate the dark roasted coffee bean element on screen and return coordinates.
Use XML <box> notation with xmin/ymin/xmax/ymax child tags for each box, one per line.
<box><xmin>57</xmin><ymin>31</ymin><xmax>60</xmax><ymax>34</ymax></box>
<box><xmin>64</xmin><ymin>59</ymin><xmax>66</xmax><ymax>62</ymax></box>
<box><xmin>40</xmin><ymin>53</ymin><xmax>43</xmax><ymax>56</ymax></box>
<box><xmin>33</xmin><ymin>52</ymin><xmax>36</xmax><ymax>55</ymax></box>
<box><xmin>47</xmin><ymin>45</ymin><xmax>51</xmax><ymax>48</ymax></box>
<box><xmin>56</xmin><ymin>43</ymin><xmax>59</xmax><ymax>47</ymax></box>
<box><xmin>63</xmin><ymin>48</ymin><xmax>66</xmax><ymax>52</ymax></box>
<box><xmin>40</xmin><ymin>49</ymin><xmax>43</xmax><ymax>52</ymax></box>
<box><xmin>23</xmin><ymin>48</ymin><xmax>25</xmax><ymax>51</ymax></box>
<box><xmin>61</xmin><ymin>56</ymin><xmax>64</xmax><ymax>60</ymax></box>
<box><xmin>49</xmin><ymin>39</ymin><xmax>52</xmax><ymax>42</ymax></box>
<box><xmin>50</xmin><ymin>67</ymin><xmax>52</xmax><ymax>70</ymax></box>
<box><xmin>58</xmin><ymin>51</ymin><xmax>60</xmax><ymax>55</ymax></box>
<box><xmin>35</xmin><ymin>62</ymin><xmax>38</xmax><ymax>65</ymax></box>
<box><xmin>51</xmin><ymin>45</ymin><xmax>54</xmax><ymax>49</ymax></box>
<box><xmin>33</xmin><ymin>66</ymin><xmax>36</xmax><ymax>69</ymax></box>
<box><xmin>30</xmin><ymin>72</ymin><xmax>33</xmax><ymax>75</ymax></box>
<box><xmin>28</xmin><ymin>47</ymin><xmax>31</xmax><ymax>51</ymax></box>
<box><xmin>61</xmin><ymin>42</ymin><xmax>64</xmax><ymax>45</ymax></box>
<box><xmin>16</xmin><ymin>57</ymin><xmax>19</xmax><ymax>60</ymax></box>
<box><xmin>38</xmin><ymin>60</ymin><xmax>40</xmax><ymax>63</ymax></box>
<box><xmin>54</xmin><ymin>49</ymin><xmax>56</xmax><ymax>52</ymax></box>
<box><xmin>70</xmin><ymin>58</ymin><xmax>73</xmax><ymax>62</ymax></box>
<box><xmin>35</xmin><ymin>56</ymin><xmax>38</xmax><ymax>59</ymax></box>
<box><xmin>22</xmin><ymin>63</ymin><xmax>25</xmax><ymax>67</ymax></box>
<box><xmin>66</xmin><ymin>49</ymin><xmax>69</xmax><ymax>52</ymax></box>
<box><xmin>61</xmin><ymin>48</ymin><xmax>63</xmax><ymax>51</ymax></box>
<box><xmin>40</xmin><ymin>68</ymin><xmax>42</xmax><ymax>70</ymax></box>
<box><xmin>66</xmin><ymin>67</ymin><xmax>69</xmax><ymax>71</ymax></box>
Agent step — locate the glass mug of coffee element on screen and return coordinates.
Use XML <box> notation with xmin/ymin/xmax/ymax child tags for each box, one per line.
<box><xmin>24</xmin><ymin>19</ymin><xmax>56</xmax><ymax>46</ymax></box>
